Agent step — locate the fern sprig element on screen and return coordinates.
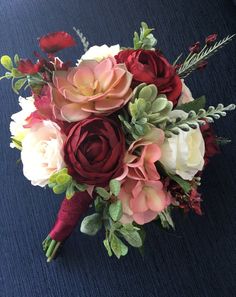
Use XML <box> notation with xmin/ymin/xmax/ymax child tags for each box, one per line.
<box><xmin>164</xmin><ymin>103</ymin><xmax>235</xmax><ymax>137</ymax></box>
<box><xmin>73</xmin><ymin>27</ymin><xmax>90</xmax><ymax>52</ymax></box>
<box><xmin>177</xmin><ymin>34</ymin><xmax>235</xmax><ymax>78</ymax></box>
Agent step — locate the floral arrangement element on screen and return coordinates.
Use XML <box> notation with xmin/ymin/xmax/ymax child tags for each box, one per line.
<box><xmin>1</xmin><ymin>23</ymin><xmax>235</xmax><ymax>262</ymax></box>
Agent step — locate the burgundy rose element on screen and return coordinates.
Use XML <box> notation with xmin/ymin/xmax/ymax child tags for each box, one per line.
<box><xmin>115</xmin><ymin>49</ymin><xmax>182</xmax><ymax>104</ymax></box>
<box><xmin>201</xmin><ymin>123</ymin><xmax>220</xmax><ymax>165</ymax></box>
<box><xmin>64</xmin><ymin>117</ymin><xmax>125</xmax><ymax>185</ymax></box>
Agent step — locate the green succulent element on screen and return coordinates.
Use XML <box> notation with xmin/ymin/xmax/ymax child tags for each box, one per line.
<box><xmin>130</xmin><ymin>83</ymin><xmax>173</xmax><ymax>125</ymax></box>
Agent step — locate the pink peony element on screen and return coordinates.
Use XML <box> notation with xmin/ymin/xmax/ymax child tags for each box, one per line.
<box><xmin>51</xmin><ymin>57</ymin><xmax>133</xmax><ymax>122</ymax></box>
<box><xmin>118</xmin><ymin>178</ymin><xmax>170</xmax><ymax>225</ymax></box>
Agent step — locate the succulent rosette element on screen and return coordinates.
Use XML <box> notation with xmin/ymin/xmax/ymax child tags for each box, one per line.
<box><xmin>51</xmin><ymin>57</ymin><xmax>133</xmax><ymax>122</ymax></box>
<box><xmin>2</xmin><ymin>22</ymin><xmax>235</xmax><ymax>262</ymax></box>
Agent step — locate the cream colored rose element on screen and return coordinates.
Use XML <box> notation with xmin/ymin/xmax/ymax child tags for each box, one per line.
<box><xmin>160</xmin><ymin>111</ymin><xmax>205</xmax><ymax>180</ymax></box>
<box><xmin>78</xmin><ymin>44</ymin><xmax>120</xmax><ymax>63</ymax></box>
<box><xmin>10</xmin><ymin>96</ymin><xmax>36</xmax><ymax>148</ymax></box>
<box><xmin>177</xmin><ymin>80</ymin><xmax>194</xmax><ymax>106</ymax></box>
<box><xmin>21</xmin><ymin>120</ymin><xmax>65</xmax><ymax>187</ymax></box>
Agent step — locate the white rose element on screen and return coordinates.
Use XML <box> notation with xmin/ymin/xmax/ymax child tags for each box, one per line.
<box><xmin>78</xmin><ymin>44</ymin><xmax>120</xmax><ymax>63</ymax></box>
<box><xmin>177</xmin><ymin>80</ymin><xmax>194</xmax><ymax>106</ymax></box>
<box><xmin>10</xmin><ymin>96</ymin><xmax>36</xmax><ymax>148</ymax></box>
<box><xmin>160</xmin><ymin>110</ymin><xmax>205</xmax><ymax>180</ymax></box>
<box><xmin>21</xmin><ymin>120</ymin><xmax>65</xmax><ymax>187</ymax></box>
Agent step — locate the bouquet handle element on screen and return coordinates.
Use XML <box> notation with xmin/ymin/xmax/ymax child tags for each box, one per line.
<box><xmin>43</xmin><ymin>191</ymin><xmax>92</xmax><ymax>262</ymax></box>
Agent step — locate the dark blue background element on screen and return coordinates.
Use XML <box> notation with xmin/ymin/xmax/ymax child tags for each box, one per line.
<box><xmin>0</xmin><ymin>1</ymin><xmax>235</xmax><ymax>296</ymax></box>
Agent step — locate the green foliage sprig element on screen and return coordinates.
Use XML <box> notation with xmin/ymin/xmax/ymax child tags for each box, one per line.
<box><xmin>133</xmin><ymin>22</ymin><xmax>157</xmax><ymax>50</ymax></box>
<box><xmin>159</xmin><ymin>207</ymin><xmax>175</xmax><ymax>230</ymax></box>
<box><xmin>164</xmin><ymin>103</ymin><xmax>235</xmax><ymax>138</ymax></box>
<box><xmin>177</xmin><ymin>34</ymin><xmax>235</xmax><ymax>78</ymax></box>
<box><xmin>48</xmin><ymin>168</ymin><xmax>87</xmax><ymax>199</ymax></box>
<box><xmin>73</xmin><ymin>27</ymin><xmax>90</xmax><ymax>52</ymax></box>
<box><xmin>0</xmin><ymin>54</ymin><xmax>45</xmax><ymax>94</ymax></box>
<box><xmin>118</xmin><ymin>83</ymin><xmax>173</xmax><ymax>141</ymax></box>
<box><xmin>80</xmin><ymin>179</ymin><xmax>144</xmax><ymax>259</ymax></box>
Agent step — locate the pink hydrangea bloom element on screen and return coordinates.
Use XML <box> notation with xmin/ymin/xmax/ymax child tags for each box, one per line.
<box><xmin>119</xmin><ymin>178</ymin><xmax>170</xmax><ymax>225</ymax></box>
<box><xmin>118</xmin><ymin>127</ymin><xmax>164</xmax><ymax>181</ymax></box>
<box><xmin>51</xmin><ymin>57</ymin><xmax>133</xmax><ymax>122</ymax></box>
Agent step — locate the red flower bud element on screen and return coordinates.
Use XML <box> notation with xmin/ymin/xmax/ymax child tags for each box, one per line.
<box><xmin>205</xmin><ymin>34</ymin><xmax>217</xmax><ymax>45</ymax></box>
<box><xmin>18</xmin><ymin>59</ymin><xmax>40</xmax><ymax>74</ymax></box>
<box><xmin>197</xmin><ymin>60</ymin><xmax>208</xmax><ymax>70</ymax></box>
<box><xmin>189</xmin><ymin>41</ymin><xmax>201</xmax><ymax>53</ymax></box>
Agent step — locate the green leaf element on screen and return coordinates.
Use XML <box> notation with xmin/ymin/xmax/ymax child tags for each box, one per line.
<box><xmin>14</xmin><ymin>78</ymin><xmax>27</xmax><ymax>91</ymax></box>
<box><xmin>14</xmin><ymin>54</ymin><xmax>20</xmax><ymax>66</ymax></box>
<box><xmin>118</xmin><ymin>228</ymin><xmax>143</xmax><ymax>248</ymax></box>
<box><xmin>109</xmin><ymin>200</ymin><xmax>122</xmax><ymax>221</ymax></box>
<box><xmin>94</xmin><ymin>196</ymin><xmax>105</xmax><ymax>213</ymax></box>
<box><xmin>96</xmin><ymin>187</ymin><xmax>110</xmax><ymax>200</ymax></box>
<box><xmin>53</xmin><ymin>184</ymin><xmax>67</xmax><ymax>194</ymax></box>
<box><xmin>109</xmin><ymin>179</ymin><xmax>121</xmax><ymax>196</ymax></box>
<box><xmin>103</xmin><ymin>239</ymin><xmax>113</xmax><ymax>257</ymax></box>
<box><xmin>66</xmin><ymin>183</ymin><xmax>75</xmax><ymax>199</ymax></box>
<box><xmin>159</xmin><ymin>208</ymin><xmax>175</xmax><ymax>230</ymax></box>
<box><xmin>80</xmin><ymin>213</ymin><xmax>102</xmax><ymax>236</ymax></box>
<box><xmin>110</xmin><ymin>234</ymin><xmax>128</xmax><ymax>259</ymax></box>
<box><xmin>176</xmin><ymin>96</ymin><xmax>206</xmax><ymax>113</ymax></box>
<box><xmin>75</xmin><ymin>183</ymin><xmax>87</xmax><ymax>192</ymax></box>
<box><xmin>0</xmin><ymin>55</ymin><xmax>13</xmax><ymax>70</ymax></box>
<box><xmin>169</xmin><ymin>174</ymin><xmax>191</xmax><ymax>193</ymax></box>
<box><xmin>11</xmin><ymin>68</ymin><xmax>24</xmax><ymax>78</ymax></box>
<box><xmin>56</xmin><ymin>174</ymin><xmax>71</xmax><ymax>185</ymax></box>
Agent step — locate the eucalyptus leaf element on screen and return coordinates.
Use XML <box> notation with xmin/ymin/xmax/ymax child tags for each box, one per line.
<box><xmin>118</xmin><ymin>228</ymin><xmax>143</xmax><ymax>248</ymax></box>
<box><xmin>159</xmin><ymin>208</ymin><xmax>175</xmax><ymax>230</ymax></box>
<box><xmin>109</xmin><ymin>200</ymin><xmax>122</xmax><ymax>221</ymax></box>
<box><xmin>110</xmin><ymin>234</ymin><xmax>128</xmax><ymax>259</ymax></box>
<box><xmin>109</xmin><ymin>179</ymin><xmax>121</xmax><ymax>196</ymax></box>
<box><xmin>80</xmin><ymin>213</ymin><xmax>102</xmax><ymax>236</ymax></box>
<box><xmin>96</xmin><ymin>187</ymin><xmax>110</xmax><ymax>200</ymax></box>
<box><xmin>103</xmin><ymin>239</ymin><xmax>113</xmax><ymax>257</ymax></box>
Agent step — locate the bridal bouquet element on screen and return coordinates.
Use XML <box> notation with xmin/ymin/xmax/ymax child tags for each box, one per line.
<box><xmin>1</xmin><ymin>23</ymin><xmax>235</xmax><ymax>262</ymax></box>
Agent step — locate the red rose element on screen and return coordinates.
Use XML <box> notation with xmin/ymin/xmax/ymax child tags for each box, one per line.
<box><xmin>64</xmin><ymin>117</ymin><xmax>125</xmax><ymax>185</ymax></box>
<box><xmin>201</xmin><ymin>123</ymin><xmax>220</xmax><ymax>165</ymax></box>
<box><xmin>115</xmin><ymin>49</ymin><xmax>182</xmax><ymax>104</ymax></box>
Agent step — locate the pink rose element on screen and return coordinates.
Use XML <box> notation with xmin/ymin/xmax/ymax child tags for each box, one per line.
<box><xmin>118</xmin><ymin>178</ymin><xmax>170</xmax><ymax>225</ymax></box>
<box><xmin>51</xmin><ymin>57</ymin><xmax>133</xmax><ymax>122</ymax></box>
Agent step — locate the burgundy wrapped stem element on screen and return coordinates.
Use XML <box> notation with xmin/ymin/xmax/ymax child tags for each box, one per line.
<box><xmin>44</xmin><ymin>191</ymin><xmax>92</xmax><ymax>261</ymax></box>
